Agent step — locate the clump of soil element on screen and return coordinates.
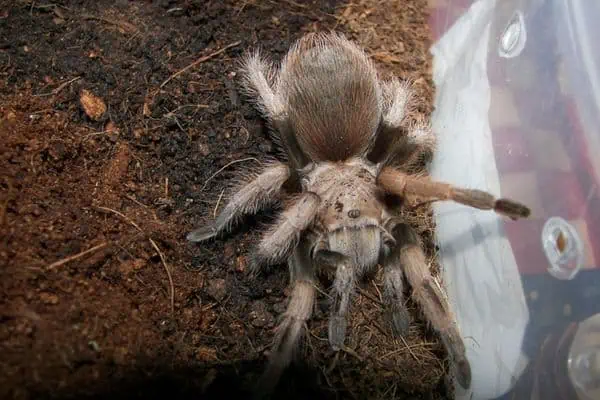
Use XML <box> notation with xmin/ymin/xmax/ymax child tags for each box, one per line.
<box><xmin>0</xmin><ymin>1</ymin><xmax>449</xmax><ymax>399</ymax></box>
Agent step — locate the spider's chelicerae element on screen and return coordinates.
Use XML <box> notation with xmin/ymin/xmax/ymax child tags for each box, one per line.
<box><xmin>188</xmin><ymin>32</ymin><xmax>530</xmax><ymax>394</ymax></box>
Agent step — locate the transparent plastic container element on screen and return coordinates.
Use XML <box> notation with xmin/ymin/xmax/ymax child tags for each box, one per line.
<box><xmin>427</xmin><ymin>0</ymin><xmax>600</xmax><ymax>399</ymax></box>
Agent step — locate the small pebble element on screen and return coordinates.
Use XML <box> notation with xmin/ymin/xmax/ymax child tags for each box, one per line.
<box><xmin>39</xmin><ymin>292</ymin><xmax>59</xmax><ymax>305</ymax></box>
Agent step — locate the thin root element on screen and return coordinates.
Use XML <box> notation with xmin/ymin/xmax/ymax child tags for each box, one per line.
<box><xmin>199</xmin><ymin>157</ymin><xmax>260</xmax><ymax>192</ymax></box>
<box><xmin>160</xmin><ymin>41</ymin><xmax>241</xmax><ymax>88</ymax></box>
<box><xmin>46</xmin><ymin>242</ymin><xmax>109</xmax><ymax>270</ymax></box>
<box><xmin>94</xmin><ymin>205</ymin><xmax>175</xmax><ymax>315</ymax></box>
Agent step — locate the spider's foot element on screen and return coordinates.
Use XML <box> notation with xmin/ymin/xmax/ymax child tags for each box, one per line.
<box><xmin>388</xmin><ymin>305</ymin><xmax>410</xmax><ymax>337</ymax></box>
<box><xmin>186</xmin><ymin>224</ymin><xmax>218</xmax><ymax>242</ymax></box>
<box><xmin>328</xmin><ymin>316</ymin><xmax>347</xmax><ymax>351</ymax></box>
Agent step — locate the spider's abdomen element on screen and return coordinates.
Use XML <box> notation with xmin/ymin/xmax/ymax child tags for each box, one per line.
<box><xmin>277</xmin><ymin>33</ymin><xmax>382</xmax><ymax>162</ymax></box>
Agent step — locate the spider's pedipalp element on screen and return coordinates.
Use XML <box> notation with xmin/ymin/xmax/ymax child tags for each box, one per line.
<box><xmin>256</xmin><ymin>237</ymin><xmax>316</xmax><ymax>397</ymax></box>
<box><xmin>186</xmin><ymin>163</ymin><xmax>291</xmax><ymax>243</ymax></box>
<box><xmin>250</xmin><ymin>192</ymin><xmax>320</xmax><ymax>274</ymax></box>
<box><xmin>377</xmin><ymin>167</ymin><xmax>531</xmax><ymax>219</ymax></box>
<box><xmin>395</xmin><ymin>223</ymin><xmax>471</xmax><ymax>389</ymax></box>
<box><xmin>327</xmin><ymin>256</ymin><xmax>355</xmax><ymax>351</ymax></box>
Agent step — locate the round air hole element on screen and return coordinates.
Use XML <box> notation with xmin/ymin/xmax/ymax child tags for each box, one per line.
<box><xmin>499</xmin><ymin>10</ymin><xmax>527</xmax><ymax>58</ymax></box>
<box><xmin>541</xmin><ymin>217</ymin><xmax>584</xmax><ymax>280</ymax></box>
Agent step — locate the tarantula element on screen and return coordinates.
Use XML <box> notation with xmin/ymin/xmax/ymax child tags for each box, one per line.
<box><xmin>188</xmin><ymin>32</ymin><xmax>530</xmax><ymax>394</ymax></box>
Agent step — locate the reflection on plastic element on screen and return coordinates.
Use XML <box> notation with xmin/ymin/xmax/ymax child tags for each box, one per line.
<box><xmin>569</xmin><ymin>313</ymin><xmax>600</xmax><ymax>399</ymax></box>
<box><xmin>542</xmin><ymin>217</ymin><xmax>584</xmax><ymax>280</ymax></box>
<box><xmin>498</xmin><ymin>10</ymin><xmax>527</xmax><ymax>58</ymax></box>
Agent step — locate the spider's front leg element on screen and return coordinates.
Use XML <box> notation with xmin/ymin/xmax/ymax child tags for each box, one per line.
<box><xmin>312</xmin><ymin>248</ymin><xmax>355</xmax><ymax>351</ymax></box>
<box><xmin>250</xmin><ymin>192</ymin><xmax>320</xmax><ymax>275</ymax></box>
<box><xmin>396</xmin><ymin>223</ymin><xmax>472</xmax><ymax>389</ymax></box>
<box><xmin>186</xmin><ymin>163</ymin><xmax>291</xmax><ymax>242</ymax></box>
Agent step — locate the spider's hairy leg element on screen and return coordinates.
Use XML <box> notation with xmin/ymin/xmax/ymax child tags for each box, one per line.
<box><xmin>186</xmin><ymin>163</ymin><xmax>291</xmax><ymax>242</ymax></box>
<box><xmin>250</xmin><ymin>192</ymin><xmax>320</xmax><ymax>274</ymax></box>
<box><xmin>367</xmin><ymin>79</ymin><xmax>435</xmax><ymax>166</ymax></box>
<box><xmin>240</xmin><ymin>50</ymin><xmax>283</xmax><ymax>120</ymax></box>
<box><xmin>255</xmin><ymin>237</ymin><xmax>316</xmax><ymax>397</ymax></box>
<box><xmin>381</xmin><ymin>220</ymin><xmax>412</xmax><ymax>336</ymax></box>
<box><xmin>240</xmin><ymin>51</ymin><xmax>310</xmax><ymax>170</ymax></box>
<box><xmin>401</xmin><ymin>121</ymin><xmax>436</xmax><ymax>169</ymax></box>
<box><xmin>377</xmin><ymin>167</ymin><xmax>531</xmax><ymax>219</ymax></box>
<box><xmin>314</xmin><ymin>250</ymin><xmax>355</xmax><ymax>351</ymax></box>
<box><xmin>396</xmin><ymin>223</ymin><xmax>471</xmax><ymax>389</ymax></box>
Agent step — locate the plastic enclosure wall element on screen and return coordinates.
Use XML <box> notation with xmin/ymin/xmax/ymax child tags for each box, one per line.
<box><xmin>427</xmin><ymin>1</ymin><xmax>600</xmax><ymax>399</ymax></box>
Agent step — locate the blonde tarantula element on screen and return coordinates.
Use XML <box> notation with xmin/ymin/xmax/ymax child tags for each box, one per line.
<box><xmin>188</xmin><ymin>32</ymin><xmax>530</xmax><ymax>394</ymax></box>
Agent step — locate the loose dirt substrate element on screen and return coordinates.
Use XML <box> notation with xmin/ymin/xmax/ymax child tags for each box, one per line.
<box><xmin>1</xmin><ymin>1</ymin><xmax>452</xmax><ymax>399</ymax></box>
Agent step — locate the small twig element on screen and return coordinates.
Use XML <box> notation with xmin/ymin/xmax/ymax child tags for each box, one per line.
<box><xmin>213</xmin><ymin>189</ymin><xmax>225</xmax><ymax>218</ymax></box>
<box><xmin>160</xmin><ymin>41</ymin><xmax>241</xmax><ymax>89</ymax></box>
<box><xmin>199</xmin><ymin>157</ymin><xmax>260</xmax><ymax>192</ymax></box>
<box><xmin>341</xmin><ymin>346</ymin><xmax>363</xmax><ymax>362</ymax></box>
<box><xmin>149</xmin><ymin>238</ymin><xmax>175</xmax><ymax>314</ymax></box>
<box><xmin>94</xmin><ymin>206</ymin><xmax>142</xmax><ymax>231</ymax></box>
<box><xmin>356</xmin><ymin>286</ymin><xmax>383</xmax><ymax>306</ymax></box>
<box><xmin>36</xmin><ymin>76</ymin><xmax>81</xmax><ymax>97</ymax></box>
<box><xmin>379</xmin><ymin>340</ymin><xmax>436</xmax><ymax>361</ymax></box>
<box><xmin>46</xmin><ymin>242</ymin><xmax>109</xmax><ymax>270</ymax></box>
<box><xmin>372</xmin><ymin>280</ymin><xmax>384</xmax><ymax>303</ymax></box>
<box><xmin>326</xmin><ymin>351</ymin><xmax>340</xmax><ymax>374</ymax></box>
<box><xmin>94</xmin><ymin>205</ymin><xmax>175</xmax><ymax>315</ymax></box>
<box><xmin>82</xmin><ymin>14</ymin><xmax>137</xmax><ymax>33</ymax></box>
<box><xmin>399</xmin><ymin>335</ymin><xmax>419</xmax><ymax>361</ymax></box>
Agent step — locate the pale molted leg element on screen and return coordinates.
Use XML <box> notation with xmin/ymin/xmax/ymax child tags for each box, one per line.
<box><xmin>377</xmin><ymin>167</ymin><xmax>531</xmax><ymax>220</ymax></box>
<box><xmin>395</xmin><ymin>223</ymin><xmax>472</xmax><ymax>389</ymax></box>
<box><xmin>186</xmin><ymin>163</ymin><xmax>291</xmax><ymax>242</ymax></box>
<box><xmin>250</xmin><ymin>192</ymin><xmax>320</xmax><ymax>274</ymax></box>
<box><xmin>255</xmin><ymin>236</ymin><xmax>316</xmax><ymax>397</ymax></box>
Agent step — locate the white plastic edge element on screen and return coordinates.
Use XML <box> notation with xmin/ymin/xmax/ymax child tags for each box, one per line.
<box><xmin>429</xmin><ymin>1</ymin><xmax>530</xmax><ymax>399</ymax></box>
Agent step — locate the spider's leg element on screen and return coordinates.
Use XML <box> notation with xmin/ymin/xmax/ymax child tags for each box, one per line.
<box><xmin>380</xmin><ymin>219</ymin><xmax>412</xmax><ymax>336</ymax></box>
<box><xmin>186</xmin><ymin>163</ymin><xmax>291</xmax><ymax>242</ymax></box>
<box><xmin>255</xmin><ymin>236</ymin><xmax>316</xmax><ymax>397</ymax></box>
<box><xmin>395</xmin><ymin>223</ymin><xmax>471</xmax><ymax>389</ymax></box>
<box><xmin>377</xmin><ymin>167</ymin><xmax>531</xmax><ymax>220</ymax></box>
<box><xmin>250</xmin><ymin>192</ymin><xmax>320</xmax><ymax>274</ymax></box>
<box><xmin>367</xmin><ymin>79</ymin><xmax>435</xmax><ymax>167</ymax></box>
<box><xmin>240</xmin><ymin>51</ymin><xmax>310</xmax><ymax>170</ymax></box>
<box><xmin>312</xmin><ymin>249</ymin><xmax>355</xmax><ymax>351</ymax></box>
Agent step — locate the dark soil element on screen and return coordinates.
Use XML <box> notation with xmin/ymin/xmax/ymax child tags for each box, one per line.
<box><xmin>0</xmin><ymin>1</ymin><xmax>447</xmax><ymax>399</ymax></box>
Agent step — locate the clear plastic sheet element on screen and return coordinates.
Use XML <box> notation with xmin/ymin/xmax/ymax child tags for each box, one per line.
<box><xmin>428</xmin><ymin>1</ymin><xmax>600</xmax><ymax>398</ymax></box>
